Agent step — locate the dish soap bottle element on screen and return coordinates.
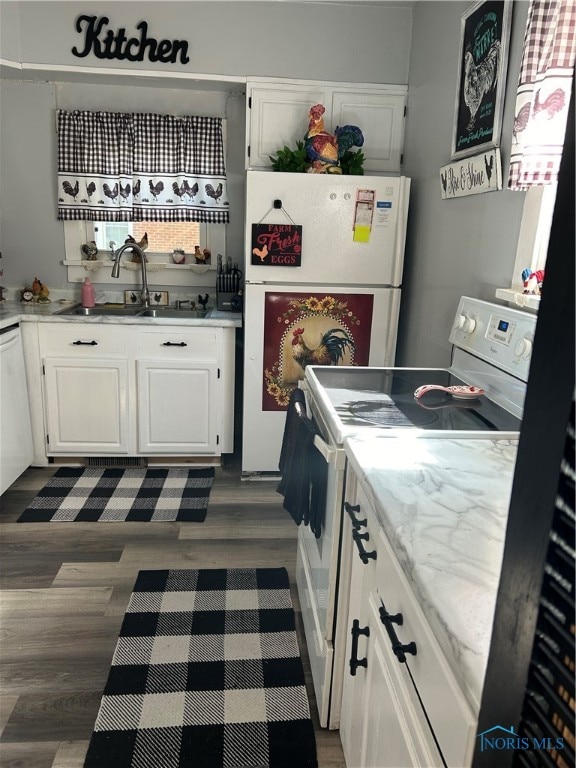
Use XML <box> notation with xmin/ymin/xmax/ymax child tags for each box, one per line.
<box><xmin>81</xmin><ymin>277</ymin><xmax>95</xmax><ymax>308</ymax></box>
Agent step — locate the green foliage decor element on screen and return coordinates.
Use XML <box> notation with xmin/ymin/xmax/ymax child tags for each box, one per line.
<box><xmin>269</xmin><ymin>142</ymin><xmax>365</xmax><ymax>175</ymax></box>
<box><xmin>268</xmin><ymin>141</ymin><xmax>309</xmax><ymax>173</ymax></box>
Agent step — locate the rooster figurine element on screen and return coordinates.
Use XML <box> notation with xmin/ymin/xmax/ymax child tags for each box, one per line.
<box><xmin>291</xmin><ymin>326</ymin><xmax>355</xmax><ymax>370</ymax></box>
<box><xmin>522</xmin><ymin>268</ymin><xmax>545</xmax><ymax>295</ymax></box>
<box><xmin>81</xmin><ymin>241</ymin><xmax>99</xmax><ymax>260</ymax></box>
<box><xmin>194</xmin><ymin>246</ymin><xmax>211</xmax><ymax>264</ymax></box>
<box><xmin>124</xmin><ymin>233</ymin><xmax>148</xmax><ymax>263</ymax></box>
<box><xmin>304</xmin><ymin>104</ymin><xmax>364</xmax><ymax>174</ymax></box>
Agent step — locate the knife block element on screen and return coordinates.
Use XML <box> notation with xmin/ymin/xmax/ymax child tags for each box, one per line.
<box><xmin>217</xmin><ymin>291</ymin><xmax>237</xmax><ymax>311</ymax></box>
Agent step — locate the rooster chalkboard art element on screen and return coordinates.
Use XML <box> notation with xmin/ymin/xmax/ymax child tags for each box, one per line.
<box><xmin>462</xmin><ymin>41</ymin><xmax>501</xmax><ymax>132</ymax></box>
<box><xmin>452</xmin><ymin>1</ymin><xmax>512</xmax><ymax>160</ymax></box>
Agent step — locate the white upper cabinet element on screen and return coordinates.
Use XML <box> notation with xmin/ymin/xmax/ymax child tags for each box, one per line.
<box><xmin>246</xmin><ymin>78</ymin><xmax>407</xmax><ymax>174</ymax></box>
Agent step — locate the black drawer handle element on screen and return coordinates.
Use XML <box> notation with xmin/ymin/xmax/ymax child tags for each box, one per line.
<box><xmin>352</xmin><ymin>528</ymin><xmax>377</xmax><ymax>564</ymax></box>
<box><xmin>162</xmin><ymin>341</ymin><xmax>188</xmax><ymax>347</ymax></box>
<box><xmin>379</xmin><ymin>603</ymin><xmax>417</xmax><ymax>663</ymax></box>
<box><xmin>349</xmin><ymin>619</ymin><xmax>370</xmax><ymax>676</ymax></box>
<box><xmin>72</xmin><ymin>340</ymin><xmax>98</xmax><ymax>346</ymax></box>
<box><xmin>344</xmin><ymin>501</ymin><xmax>367</xmax><ymax>529</ymax></box>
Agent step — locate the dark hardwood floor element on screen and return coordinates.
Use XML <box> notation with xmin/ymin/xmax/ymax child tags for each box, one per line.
<box><xmin>0</xmin><ymin>458</ymin><xmax>345</xmax><ymax>768</ymax></box>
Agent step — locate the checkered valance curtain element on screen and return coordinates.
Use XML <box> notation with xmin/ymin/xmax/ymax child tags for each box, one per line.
<box><xmin>508</xmin><ymin>0</ymin><xmax>576</xmax><ymax>190</ymax></box>
<box><xmin>57</xmin><ymin>111</ymin><xmax>229</xmax><ymax>223</ymax></box>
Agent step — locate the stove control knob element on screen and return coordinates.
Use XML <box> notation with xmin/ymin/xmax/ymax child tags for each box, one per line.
<box><xmin>462</xmin><ymin>316</ymin><xmax>477</xmax><ymax>333</ymax></box>
<box><xmin>514</xmin><ymin>337</ymin><xmax>533</xmax><ymax>359</ymax></box>
<box><xmin>454</xmin><ymin>314</ymin><xmax>466</xmax><ymax>330</ymax></box>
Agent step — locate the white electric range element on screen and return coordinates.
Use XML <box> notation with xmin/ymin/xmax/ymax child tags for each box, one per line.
<box><xmin>297</xmin><ymin>296</ymin><xmax>537</xmax><ymax>729</ymax></box>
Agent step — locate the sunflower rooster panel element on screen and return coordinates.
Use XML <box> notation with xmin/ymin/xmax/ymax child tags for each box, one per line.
<box><xmin>263</xmin><ymin>292</ymin><xmax>374</xmax><ymax>411</ymax></box>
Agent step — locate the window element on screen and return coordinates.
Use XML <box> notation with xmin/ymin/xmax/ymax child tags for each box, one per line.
<box><xmin>62</xmin><ymin>220</ymin><xmax>225</xmax><ymax>290</ymax></box>
<box><xmin>496</xmin><ymin>183</ymin><xmax>557</xmax><ymax>311</ymax></box>
<box><xmin>92</xmin><ymin>221</ymin><xmax>202</xmax><ymax>255</ymax></box>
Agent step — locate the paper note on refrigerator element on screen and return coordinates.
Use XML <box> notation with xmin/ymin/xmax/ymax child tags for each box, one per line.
<box><xmin>376</xmin><ymin>201</ymin><xmax>392</xmax><ymax>225</ymax></box>
<box><xmin>353</xmin><ymin>189</ymin><xmax>375</xmax><ymax>242</ymax></box>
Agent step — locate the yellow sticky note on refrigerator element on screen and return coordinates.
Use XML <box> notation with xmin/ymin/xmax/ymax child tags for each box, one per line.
<box><xmin>353</xmin><ymin>225</ymin><xmax>371</xmax><ymax>243</ymax></box>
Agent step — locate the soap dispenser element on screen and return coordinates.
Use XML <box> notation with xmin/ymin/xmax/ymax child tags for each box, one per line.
<box><xmin>81</xmin><ymin>277</ymin><xmax>95</xmax><ymax>308</ymax></box>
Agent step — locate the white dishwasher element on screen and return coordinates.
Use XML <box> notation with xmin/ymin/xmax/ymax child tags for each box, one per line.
<box><xmin>0</xmin><ymin>323</ymin><xmax>34</xmax><ymax>495</ymax></box>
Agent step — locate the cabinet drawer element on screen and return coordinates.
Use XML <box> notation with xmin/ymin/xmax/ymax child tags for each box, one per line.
<box><xmin>374</xmin><ymin>516</ymin><xmax>476</xmax><ymax>768</ymax></box>
<box><xmin>38</xmin><ymin>323</ymin><xmax>130</xmax><ymax>356</ymax></box>
<box><xmin>136</xmin><ymin>327</ymin><xmax>220</xmax><ymax>360</ymax></box>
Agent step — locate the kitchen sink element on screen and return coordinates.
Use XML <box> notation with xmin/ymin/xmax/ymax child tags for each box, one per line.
<box><xmin>55</xmin><ymin>304</ymin><xmax>208</xmax><ymax>319</ymax></box>
<box><xmin>57</xmin><ymin>305</ymin><xmax>144</xmax><ymax>316</ymax></box>
<box><xmin>139</xmin><ymin>308</ymin><xmax>207</xmax><ymax>318</ymax></box>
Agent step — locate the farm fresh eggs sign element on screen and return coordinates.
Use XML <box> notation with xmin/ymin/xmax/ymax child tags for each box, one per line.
<box><xmin>251</xmin><ymin>224</ymin><xmax>302</xmax><ymax>267</ymax></box>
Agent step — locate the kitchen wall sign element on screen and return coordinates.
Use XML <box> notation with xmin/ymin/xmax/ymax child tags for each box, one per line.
<box><xmin>72</xmin><ymin>15</ymin><xmax>190</xmax><ymax>64</ymax></box>
<box><xmin>251</xmin><ymin>224</ymin><xmax>303</xmax><ymax>267</ymax></box>
<box><xmin>451</xmin><ymin>0</ymin><xmax>512</xmax><ymax>160</ymax></box>
<box><xmin>440</xmin><ymin>148</ymin><xmax>502</xmax><ymax>199</ymax></box>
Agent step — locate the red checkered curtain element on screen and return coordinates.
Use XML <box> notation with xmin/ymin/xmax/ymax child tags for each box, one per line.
<box><xmin>508</xmin><ymin>0</ymin><xmax>576</xmax><ymax>190</ymax></box>
<box><xmin>57</xmin><ymin>111</ymin><xmax>229</xmax><ymax>223</ymax></box>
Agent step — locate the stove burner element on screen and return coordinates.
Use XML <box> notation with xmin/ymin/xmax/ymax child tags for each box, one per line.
<box><xmin>348</xmin><ymin>400</ymin><xmax>440</xmax><ymax>428</ymax></box>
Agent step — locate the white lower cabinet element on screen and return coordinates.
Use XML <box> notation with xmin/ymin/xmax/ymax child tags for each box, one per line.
<box><xmin>38</xmin><ymin>322</ymin><xmax>236</xmax><ymax>458</ymax></box>
<box><xmin>339</xmin><ymin>471</ymin><xmax>475</xmax><ymax>768</ymax></box>
<box><xmin>137</xmin><ymin>359</ymin><xmax>218</xmax><ymax>453</ymax></box>
<box><xmin>43</xmin><ymin>357</ymin><xmax>130</xmax><ymax>454</ymax></box>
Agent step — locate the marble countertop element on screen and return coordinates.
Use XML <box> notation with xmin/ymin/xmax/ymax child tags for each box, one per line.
<box><xmin>344</xmin><ymin>433</ymin><xmax>517</xmax><ymax>714</ymax></box>
<box><xmin>0</xmin><ymin>301</ymin><xmax>242</xmax><ymax>331</ymax></box>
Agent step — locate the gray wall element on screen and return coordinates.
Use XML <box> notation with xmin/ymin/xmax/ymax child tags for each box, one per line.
<box><xmin>9</xmin><ymin>1</ymin><xmax>412</xmax><ymax>84</ymax></box>
<box><xmin>0</xmin><ymin>0</ymin><xmax>534</xmax><ymax>369</ymax></box>
<box><xmin>0</xmin><ymin>1</ymin><xmax>412</xmax><ymax>295</ymax></box>
<box><xmin>0</xmin><ymin>80</ymin><xmax>245</xmax><ymax>291</ymax></box>
<box><xmin>397</xmin><ymin>1</ymin><xmax>529</xmax><ymax>367</ymax></box>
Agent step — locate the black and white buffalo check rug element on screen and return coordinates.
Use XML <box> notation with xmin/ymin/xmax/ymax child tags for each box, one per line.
<box><xmin>17</xmin><ymin>467</ymin><xmax>215</xmax><ymax>523</ymax></box>
<box><xmin>84</xmin><ymin>567</ymin><xmax>318</xmax><ymax>768</ymax></box>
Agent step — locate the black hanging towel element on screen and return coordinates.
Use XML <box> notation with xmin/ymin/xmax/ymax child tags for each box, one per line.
<box><xmin>277</xmin><ymin>388</ymin><xmax>327</xmax><ymax>538</ymax></box>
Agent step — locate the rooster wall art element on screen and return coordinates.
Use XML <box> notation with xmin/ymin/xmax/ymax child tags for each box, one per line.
<box><xmin>291</xmin><ymin>326</ymin><xmax>355</xmax><ymax>371</ymax></box>
<box><xmin>462</xmin><ymin>41</ymin><xmax>501</xmax><ymax>132</ymax></box>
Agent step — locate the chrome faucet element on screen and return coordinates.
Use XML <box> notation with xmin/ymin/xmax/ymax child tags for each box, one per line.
<box><xmin>110</xmin><ymin>243</ymin><xmax>150</xmax><ymax>307</ymax></box>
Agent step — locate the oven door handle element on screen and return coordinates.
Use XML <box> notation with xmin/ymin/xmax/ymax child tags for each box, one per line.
<box><xmin>313</xmin><ymin>433</ymin><xmax>345</xmax><ymax>469</ymax></box>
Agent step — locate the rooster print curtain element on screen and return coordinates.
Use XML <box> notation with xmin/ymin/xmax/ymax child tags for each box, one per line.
<box><xmin>57</xmin><ymin>111</ymin><xmax>229</xmax><ymax>223</ymax></box>
<box><xmin>508</xmin><ymin>0</ymin><xmax>576</xmax><ymax>189</ymax></box>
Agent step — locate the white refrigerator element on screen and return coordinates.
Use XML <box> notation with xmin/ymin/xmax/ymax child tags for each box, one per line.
<box><xmin>242</xmin><ymin>170</ymin><xmax>411</xmax><ymax>474</ymax></box>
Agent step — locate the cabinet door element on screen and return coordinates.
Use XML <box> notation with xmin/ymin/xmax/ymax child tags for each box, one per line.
<box><xmin>246</xmin><ymin>80</ymin><xmax>407</xmax><ymax>173</ymax></box>
<box><xmin>339</xmin><ymin>475</ymin><xmax>444</xmax><ymax>768</ymax></box>
<box><xmin>361</xmin><ymin>595</ymin><xmax>444</xmax><ymax>768</ymax></box>
<box><xmin>43</xmin><ymin>358</ymin><xmax>130</xmax><ymax>454</ymax></box>
<box><xmin>339</xmin><ymin>544</ymin><xmax>372</xmax><ymax>765</ymax></box>
<box><xmin>137</xmin><ymin>360</ymin><xmax>218</xmax><ymax>454</ymax></box>
<box><xmin>246</xmin><ymin>83</ymin><xmax>330</xmax><ymax>169</ymax></box>
<box><xmin>331</xmin><ymin>90</ymin><xmax>406</xmax><ymax>173</ymax></box>
<box><xmin>339</xmin><ymin>480</ymin><xmax>377</xmax><ymax>767</ymax></box>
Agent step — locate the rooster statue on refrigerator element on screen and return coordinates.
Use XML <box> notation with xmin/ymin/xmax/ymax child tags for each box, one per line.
<box><xmin>304</xmin><ymin>104</ymin><xmax>364</xmax><ymax>174</ymax></box>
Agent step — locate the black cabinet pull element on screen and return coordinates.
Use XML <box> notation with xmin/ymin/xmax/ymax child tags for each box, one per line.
<box><xmin>352</xmin><ymin>528</ymin><xmax>377</xmax><ymax>564</ymax></box>
<box><xmin>349</xmin><ymin>619</ymin><xmax>370</xmax><ymax>676</ymax></box>
<box><xmin>72</xmin><ymin>340</ymin><xmax>98</xmax><ymax>345</ymax></box>
<box><xmin>379</xmin><ymin>602</ymin><xmax>417</xmax><ymax>663</ymax></box>
<box><xmin>344</xmin><ymin>501</ymin><xmax>367</xmax><ymax>529</ymax></box>
<box><xmin>162</xmin><ymin>341</ymin><xmax>187</xmax><ymax>347</ymax></box>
